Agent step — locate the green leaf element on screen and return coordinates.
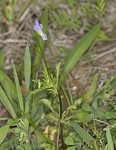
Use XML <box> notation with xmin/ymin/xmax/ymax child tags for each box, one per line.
<box><xmin>0</xmin><ymin>137</ymin><xmax>18</xmax><ymax>150</ymax></box>
<box><xmin>85</xmin><ymin>114</ymin><xmax>94</xmax><ymax>123</ymax></box>
<box><xmin>65</xmin><ymin>136</ymin><xmax>74</xmax><ymax>146</ymax></box>
<box><xmin>84</xmin><ymin>73</ymin><xmax>99</xmax><ymax>101</ymax></box>
<box><xmin>0</xmin><ymin>125</ymin><xmax>9</xmax><ymax>144</ymax></box>
<box><xmin>0</xmin><ymin>70</ymin><xmax>17</xmax><ymax>100</ymax></box>
<box><xmin>23</xmin><ymin>143</ymin><xmax>31</xmax><ymax>150</ymax></box>
<box><xmin>105</xmin><ymin>111</ymin><xmax>116</xmax><ymax>119</ymax></box>
<box><xmin>106</xmin><ymin>128</ymin><xmax>114</xmax><ymax>150</ymax></box>
<box><xmin>70</xmin><ymin>121</ymin><xmax>94</xmax><ymax>143</ymax></box>
<box><xmin>0</xmin><ymin>49</ymin><xmax>4</xmax><ymax>71</ymax></box>
<box><xmin>38</xmin><ymin>99</ymin><xmax>52</xmax><ymax>110</ymax></box>
<box><xmin>82</xmin><ymin>103</ymin><xmax>91</xmax><ymax>112</ymax></box>
<box><xmin>13</xmin><ymin>64</ymin><xmax>24</xmax><ymax>112</ymax></box>
<box><xmin>67</xmin><ymin>146</ymin><xmax>75</xmax><ymax>150</ymax></box>
<box><xmin>24</xmin><ymin>43</ymin><xmax>31</xmax><ymax>94</ymax></box>
<box><xmin>2</xmin><ymin>79</ymin><xmax>18</xmax><ymax>114</ymax></box>
<box><xmin>56</xmin><ymin>62</ymin><xmax>61</xmax><ymax>84</ymax></box>
<box><xmin>0</xmin><ymin>86</ymin><xmax>17</xmax><ymax>119</ymax></box>
<box><xmin>60</xmin><ymin>24</ymin><xmax>100</xmax><ymax>83</ymax></box>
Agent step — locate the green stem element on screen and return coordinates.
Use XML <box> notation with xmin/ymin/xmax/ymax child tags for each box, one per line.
<box><xmin>61</xmin><ymin>85</ymin><xmax>71</xmax><ymax>106</ymax></box>
<box><xmin>58</xmin><ymin>93</ymin><xmax>65</xmax><ymax>150</ymax></box>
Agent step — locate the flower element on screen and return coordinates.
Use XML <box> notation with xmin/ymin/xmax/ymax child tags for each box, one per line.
<box><xmin>33</xmin><ymin>20</ymin><xmax>48</xmax><ymax>41</ymax></box>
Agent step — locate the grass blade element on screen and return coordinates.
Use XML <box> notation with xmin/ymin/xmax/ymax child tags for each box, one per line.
<box><xmin>13</xmin><ymin>64</ymin><xmax>24</xmax><ymax>112</ymax></box>
<box><xmin>0</xmin><ymin>86</ymin><xmax>17</xmax><ymax>119</ymax></box>
<box><xmin>24</xmin><ymin>43</ymin><xmax>31</xmax><ymax>94</ymax></box>
<box><xmin>70</xmin><ymin>121</ymin><xmax>94</xmax><ymax>143</ymax></box>
<box><xmin>60</xmin><ymin>24</ymin><xmax>100</xmax><ymax>83</ymax></box>
<box><xmin>84</xmin><ymin>73</ymin><xmax>99</xmax><ymax>103</ymax></box>
<box><xmin>0</xmin><ymin>125</ymin><xmax>9</xmax><ymax>144</ymax></box>
<box><xmin>2</xmin><ymin>79</ymin><xmax>18</xmax><ymax>113</ymax></box>
<box><xmin>106</xmin><ymin>128</ymin><xmax>114</xmax><ymax>150</ymax></box>
<box><xmin>0</xmin><ymin>70</ymin><xmax>17</xmax><ymax>100</ymax></box>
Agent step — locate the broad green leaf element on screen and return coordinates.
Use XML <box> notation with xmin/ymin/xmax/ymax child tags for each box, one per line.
<box><xmin>0</xmin><ymin>86</ymin><xmax>17</xmax><ymax>119</ymax></box>
<box><xmin>82</xmin><ymin>103</ymin><xmax>91</xmax><ymax>112</ymax></box>
<box><xmin>24</xmin><ymin>43</ymin><xmax>31</xmax><ymax>94</ymax></box>
<box><xmin>60</xmin><ymin>24</ymin><xmax>100</xmax><ymax>83</ymax></box>
<box><xmin>105</xmin><ymin>111</ymin><xmax>116</xmax><ymax>119</ymax></box>
<box><xmin>65</xmin><ymin>136</ymin><xmax>74</xmax><ymax>145</ymax></box>
<box><xmin>85</xmin><ymin>114</ymin><xmax>94</xmax><ymax>123</ymax></box>
<box><xmin>0</xmin><ymin>125</ymin><xmax>9</xmax><ymax>144</ymax></box>
<box><xmin>106</xmin><ymin>128</ymin><xmax>114</xmax><ymax>150</ymax></box>
<box><xmin>70</xmin><ymin>121</ymin><xmax>94</xmax><ymax>143</ymax></box>
<box><xmin>13</xmin><ymin>64</ymin><xmax>24</xmax><ymax>112</ymax></box>
<box><xmin>0</xmin><ymin>49</ymin><xmax>4</xmax><ymax>71</ymax></box>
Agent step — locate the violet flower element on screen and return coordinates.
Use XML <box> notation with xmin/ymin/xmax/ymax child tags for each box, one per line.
<box><xmin>33</xmin><ymin>20</ymin><xmax>48</xmax><ymax>41</ymax></box>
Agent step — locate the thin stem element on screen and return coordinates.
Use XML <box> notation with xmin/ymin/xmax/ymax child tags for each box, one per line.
<box><xmin>58</xmin><ymin>93</ymin><xmax>65</xmax><ymax>150</ymax></box>
<box><xmin>66</xmin><ymin>79</ymin><xmax>73</xmax><ymax>105</ymax></box>
<box><xmin>56</xmin><ymin>122</ymin><xmax>60</xmax><ymax>149</ymax></box>
<box><xmin>94</xmin><ymin>119</ymin><xmax>109</xmax><ymax>125</ymax></box>
<box><xmin>61</xmin><ymin>85</ymin><xmax>71</xmax><ymax>106</ymax></box>
<box><xmin>34</xmin><ymin>32</ymin><xmax>54</xmax><ymax>83</ymax></box>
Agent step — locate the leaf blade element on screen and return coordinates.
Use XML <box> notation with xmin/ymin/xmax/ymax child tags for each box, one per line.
<box><xmin>106</xmin><ymin>128</ymin><xmax>114</xmax><ymax>150</ymax></box>
<box><xmin>0</xmin><ymin>125</ymin><xmax>9</xmax><ymax>144</ymax></box>
<box><xmin>0</xmin><ymin>86</ymin><xmax>17</xmax><ymax>119</ymax></box>
<box><xmin>70</xmin><ymin>121</ymin><xmax>94</xmax><ymax>143</ymax></box>
<box><xmin>24</xmin><ymin>43</ymin><xmax>31</xmax><ymax>94</ymax></box>
<box><xmin>60</xmin><ymin>24</ymin><xmax>100</xmax><ymax>83</ymax></box>
<box><xmin>13</xmin><ymin>64</ymin><xmax>24</xmax><ymax>112</ymax></box>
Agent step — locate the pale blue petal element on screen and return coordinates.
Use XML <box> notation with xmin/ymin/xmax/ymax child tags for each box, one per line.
<box><xmin>41</xmin><ymin>33</ymin><xmax>48</xmax><ymax>40</ymax></box>
<box><xmin>33</xmin><ymin>25</ymin><xmax>42</xmax><ymax>31</ymax></box>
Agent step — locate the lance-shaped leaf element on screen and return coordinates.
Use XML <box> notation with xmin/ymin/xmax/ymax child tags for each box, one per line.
<box><xmin>0</xmin><ymin>125</ymin><xmax>9</xmax><ymax>144</ymax></box>
<box><xmin>0</xmin><ymin>86</ymin><xmax>17</xmax><ymax>119</ymax></box>
<box><xmin>70</xmin><ymin>121</ymin><xmax>94</xmax><ymax>143</ymax></box>
<box><xmin>24</xmin><ymin>43</ymin><xmax>31</xmax><ymax>94</ymax></box>
<box><xmin>13</xmin><ymin>64</ymin><xmax>24</xmax><ymax>112</ymax></box>
<box><xmin>60</xmin><ymin>24</ymin><xmax>100</xmax><ymax>83</ymax></box>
